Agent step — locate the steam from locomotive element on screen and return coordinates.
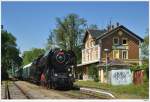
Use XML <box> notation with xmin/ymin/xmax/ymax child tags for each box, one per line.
<box><xmin>17</xmin><ymin>48</ymin><xmax>77</xmax><ymax>89</ymax></box>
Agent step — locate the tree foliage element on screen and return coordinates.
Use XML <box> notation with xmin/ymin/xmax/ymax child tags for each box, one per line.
<box><xmin>46</xmin><ymin>13</ymin><xmax>87</xmax><ymax>64</ymax></box>
<box><xmin>22</xmin><ymin>48</ymin><xmax>45</xmax><ymax>65</ymax></box>
<box><xmin>54</xmin><ymin>13</ymin><xmax>87</xmax><ymax>51</ymax></box>
<box><xmin>1</xmin><ymin>29</ymin><xmax>22</xmax><ymax>80</ymax></box>
<box><xmin>88</xmin><ymin>64</ymin><xmax>99</xmax><ymax>82</ymax></box>
<box><xmin>46</xmin><ymin>31</ymin><xmax>56</xmax><ymax>50</ymax></box>
<box><xmin>141</xmin><ymin>30</ymin><xmax>149</xmax><ymax>79</ymax></box>
<box><xmin>141</xmin><ymin>32</ymin><xmax>149</xmax><ymax>63</ymax></box>
<box><xmin>88</xmin><ymin>24</ymin><xmax>99</xmax><ymax>30</ymax></box>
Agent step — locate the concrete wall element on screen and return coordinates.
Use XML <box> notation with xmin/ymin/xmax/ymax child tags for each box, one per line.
<box><xmin>110</xmin><ymin>69</ymin><xmax>132</xmax><ymax>85</ymax></box>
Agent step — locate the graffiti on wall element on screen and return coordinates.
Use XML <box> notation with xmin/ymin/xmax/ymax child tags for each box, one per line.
<box><xmin>111</xmin><ymin>69</ymin><xmax>132</xmax><ymax>85</ymax></box>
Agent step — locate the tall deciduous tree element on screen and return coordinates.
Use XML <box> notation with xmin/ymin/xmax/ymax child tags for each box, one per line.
<box><xmin>141</xmin><ymin>29</ymin><xmax>149</xmax><ymax>79</ymax></box>
<box><xmin>46</xmin><ymin>13</ymin><xmax>87</xmax><ymax>64</ymax></box>
<box><xmin>1</xmin><ymin>28</ymin><xmax>22</xmax><ymax>80</ymax></box>
<box><xmin>141</xmin><ymin>33</ymin><xmax>149</xmax><ymax>62</ymax></box>
<box><xmin>46</xmin><ymin>31</ymin><xmax>56</xmax><ymax>50</ymax></box>
<box><xmin>55</xmin><ymin>13</ymin><xmax>87</xmax><ymax>50</ymax></box>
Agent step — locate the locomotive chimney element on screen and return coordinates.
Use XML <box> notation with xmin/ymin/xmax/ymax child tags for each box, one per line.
<box><xmin>112</xmin><ymin>25</ymin><xmax>114</xmax><ymax>29</ymax></box>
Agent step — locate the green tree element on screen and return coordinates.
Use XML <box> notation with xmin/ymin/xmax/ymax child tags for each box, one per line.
<box><xmin>141</xmin><ymin>30</ymin><xmax>149</xmax><ymax>79</ymax></box>
<box><xmin>22</xmin><ymin>48</ymin><xmax>45</xmax><ymax>65</ymax></box>
<box><xmin>55</xmin><ymin>13</ymin><xmax>87</xmax><ymax>50</ymax></box>
<box><xmin>46</xmin><ymin>31</ymin><xmax>56</xmax><ymax>50</ymax></box>
<box><xmin>1</xmin><ymin>29</ymin><xmax>22</xmax><ymax>80</ymax></box>
<box><xmin>141</xmin><ymin>33</ymin><xmax>149</xmax><ymax>62</ymax></box>
<box><xmin>46</xmin><ymin>13</ymin><xmax>87</xmax><ymax>64</ymax></box>
<box><xmin>88</xmin><ymin>64</ymin><xmax>99</xmax><ymax>82</ymax></box>
<box><xmin>46</xmin><ymin>14</ymin><xmax>104</xmax><ymax>64</ymax></box>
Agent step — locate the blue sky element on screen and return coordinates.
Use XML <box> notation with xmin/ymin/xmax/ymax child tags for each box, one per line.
<box><xmin>2</xmin><ymin>1</ymin><xmax>149</xmax><ymax>54</ymax></box>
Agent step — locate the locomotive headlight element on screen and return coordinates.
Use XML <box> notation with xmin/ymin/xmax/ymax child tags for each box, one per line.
<box><xmin>54</xmin><ymin>73</ymin><xmax>58</xmax><ymax>77</ymax></box>
<box><xmin>69</xmin><ymin>73</ymin><xmax>72</xmax><ymax>77</ymax></box>
<box><xmin>68</xmin><ymin>68</ymin><xmax>71</xmax><ymax>72</ymax></box>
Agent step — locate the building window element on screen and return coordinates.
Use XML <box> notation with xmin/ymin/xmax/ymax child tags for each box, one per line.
<box><xmin>113</xmin><ymin>37</ymin><xmax>119</xmax><ymax>45</ymax></box>
<box><xmin>95</xmin><ymin>48</ymin><xmax>98</xmax><ymax>59</ymax></box>
<box><xmin>122</xmin><ymin>38</ymin><xmax>128</xmax><ymax>45</ymax></box>
<box><xmin>91</xmin><ymin>40</ymin><xmax>94</xmax><ymax>47</ymax></box>
<box><xmin>88</xmin><ymin>50</ymin><xmax>90</xmax><ymax>61</ymax></box>
<box><xmin>90</xmin><ymin>40</ymin><xmax>93</xmax><ymax>47</ymax></box>
<box><xmin>122</xmin><ymin>50</ymin><xmax>128</xmax><ymax>59</ymax></box>
<box><xmin>85</xmin><ymin>43</ymin><xmax>87</xmax><ymax>48</ymax></box>
<box><xmin>83</xmin><ymin>50</ymin><xmax>85</xmax><ymax>62</ymax></box>
<box><xmin>113</xmin><ymin>50</ymin><xmax>119</xmax><ymax>59</ymax></box>
<box><xmin>90</xmin><ymin>49</ymin><xmax>93</xmax><ymax>60</ymax></box>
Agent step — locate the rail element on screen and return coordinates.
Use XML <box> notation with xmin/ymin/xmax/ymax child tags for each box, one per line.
<box><xmin>5</xmin><ymin>81</ymin><xmax>11</xmax><ymax>99</ymax></box>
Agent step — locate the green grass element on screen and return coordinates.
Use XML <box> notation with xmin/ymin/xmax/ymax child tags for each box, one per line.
<box><xmin>74</xmin><ymin>80</ymin><xmax>149</xmax><ymax>99</ymax></box>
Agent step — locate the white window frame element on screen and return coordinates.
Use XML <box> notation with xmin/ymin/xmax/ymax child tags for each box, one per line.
<box><xmin>91</xmin><ymin>40</ymin><xmax>94</xmax><ymax>47</ymax></box>
<box><xmin>122</xmin><ymin>38</ymin><xmax>128</xmax><ymax>45</ymax></box>
<box><xmin>85</xmin><ymin>41</ymin><xmax>89</xmax><ymax>48</ymax></box>
<box><xmin>113</xmin><ymin>37</ymin><xmax>119</xmax><ymax>45</ymax></box>
<box><xmin>122</xmin><ymin>50</ymin><xmax>128</xmax><ymax>59</ymax></box>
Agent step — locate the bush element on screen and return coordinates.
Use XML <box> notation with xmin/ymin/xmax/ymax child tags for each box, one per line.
<box><xmin>88</xmin><ymin>64</ymin><xmax>99</xmax><ymax>82</ymax></box>
<box><xmin>130</xmin><ymin>63</ymin><xmax>149</xmax><ymax>81</ymax></box>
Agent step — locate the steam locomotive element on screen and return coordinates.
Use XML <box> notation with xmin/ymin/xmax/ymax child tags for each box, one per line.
<box><xmin>17</xmin><ymin>48</ymin><xmax>77</xmax><ymax>89</ymax></box>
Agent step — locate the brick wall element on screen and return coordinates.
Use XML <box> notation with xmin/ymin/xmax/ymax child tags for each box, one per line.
<box><xmin>101</xmin><ymin>28</ymin><xmax>139</xmax><ymax>60</ymax></box>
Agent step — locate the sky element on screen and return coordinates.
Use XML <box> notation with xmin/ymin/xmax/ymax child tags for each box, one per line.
<box><xmin>1</xmin><ymin>1</ymin><xmax>149</xmax><ymax>54</ymax></box>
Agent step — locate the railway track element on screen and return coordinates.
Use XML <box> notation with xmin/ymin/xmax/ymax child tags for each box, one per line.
<box><xmin>2</xmin><ymin>81</ymin><xmax>114</xmax><ymax>99</ymax></box>
<box><xmin>2</xmin><ymin>81</ymin><xmax>30</xmax><ymax>99</ymax></box>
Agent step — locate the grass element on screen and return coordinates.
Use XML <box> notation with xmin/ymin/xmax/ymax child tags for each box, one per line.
<box><xmin>74</xmin><ymin>80</ymin><xmax>149</xmax><ymax>99</ymax></box>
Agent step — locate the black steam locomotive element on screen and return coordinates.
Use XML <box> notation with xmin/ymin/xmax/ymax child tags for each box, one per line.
<box><xmin>17</xmin><ymin>48</ymin><xmax>77</xmax><ymax>89</ymax></box>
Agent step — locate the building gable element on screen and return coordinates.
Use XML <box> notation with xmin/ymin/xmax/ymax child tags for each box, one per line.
<box><xmin>84</xmin><ymin>32</ymin><xmax>95</xmax><ymax>49</ymax></box>
<box><xmin>100</xmin><ymin>27</ymin><xmax>141</xmax><ymax>61</ymax></box>
<box><xmin>97</xmin><ymin>25</ymin><xmax>143</xmax><ymax>42</ymax></box>
<box><xmin>83</xmin><ymin>29</ymin><xmax>107</xmax><ymax>43</ymax></box>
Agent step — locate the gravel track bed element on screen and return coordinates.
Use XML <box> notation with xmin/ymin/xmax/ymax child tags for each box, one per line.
<box><xmin>15</xmin><ymin>81</ymin><xmax>106</xmax><ymax>99</ymax></box>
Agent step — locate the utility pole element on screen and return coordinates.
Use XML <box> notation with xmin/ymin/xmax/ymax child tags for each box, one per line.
<box><xmin>104</xmin><ymin>48</ymin><xmax>109</xmax><ymax>83</ymax></box>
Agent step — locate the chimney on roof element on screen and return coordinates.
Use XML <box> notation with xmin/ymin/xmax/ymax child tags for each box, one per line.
<box><xmin>107</xmin><ymin>25</ymin><xmax>111</xmax><ymax>31</ymax></box>
<box><xmin>112</xmin><ymin>25</ymin><xmax>114</xmax><ymax>29</ymax></box>
<box><xmin>116</xmin><ymin>22</ymin><xmax>120</xmax><ymax>27</ymax></box>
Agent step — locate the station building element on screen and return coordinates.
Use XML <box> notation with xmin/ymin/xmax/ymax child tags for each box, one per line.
<box><xmin>77</xmin><ymin>23</ymin><xmax>143</xmax><ymax>84</ymax></box>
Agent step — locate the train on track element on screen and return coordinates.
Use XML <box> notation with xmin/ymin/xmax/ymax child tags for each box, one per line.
<box><xmin>16</xmin><ymin>48</ymin><xmax>77</xmax><ymax>89</ymax></box>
